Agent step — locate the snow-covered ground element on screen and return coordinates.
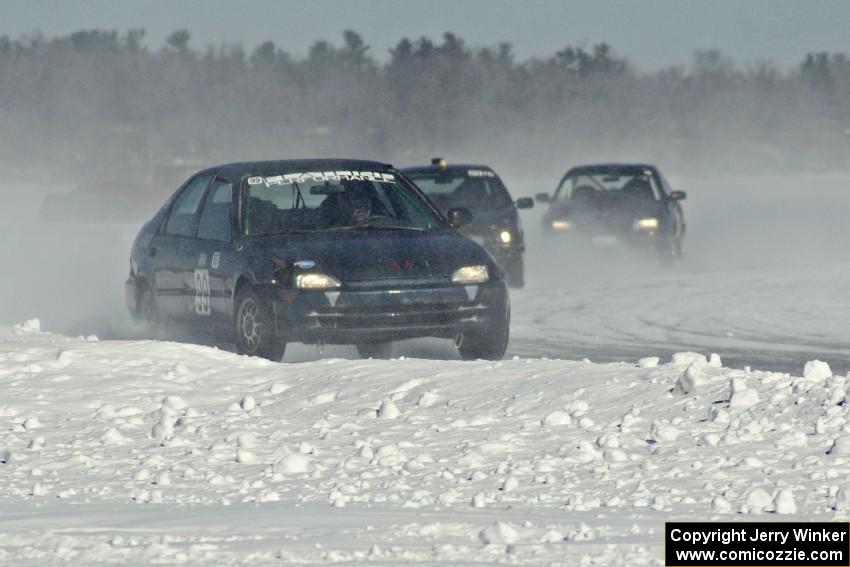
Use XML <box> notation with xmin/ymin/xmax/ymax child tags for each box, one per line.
<box><xmin>1</xmin><ymin>173</ymin><xmax>849</xmax><ymax>564</ymax></box>
<box><xmin>2</xmin><ymin>321</ymin><xmax>849</xmax><ymax>565</ymax></box>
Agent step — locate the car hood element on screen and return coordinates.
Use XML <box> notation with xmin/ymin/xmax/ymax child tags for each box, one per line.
<box><xmin>248</xmin><ymin>229</ymin><xmax>492</xmax><ymax>281</ymax></box>
<box><xmin>460</xmin><ymin>208</ymin><xmax>519</xmax><ymax>236</ymax></box>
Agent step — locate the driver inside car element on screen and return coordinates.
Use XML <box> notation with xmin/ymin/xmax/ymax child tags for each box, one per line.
<box><xmin>323</xmin><ymin>181</ymin><xmax>374</xmax><ymax>227</ymax></box>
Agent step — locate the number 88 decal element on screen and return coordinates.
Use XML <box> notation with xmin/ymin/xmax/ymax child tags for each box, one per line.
<box><xmin>194</xmin><ymin>269</ymin><xmax>211</xmax><ymax>316</ymax></box>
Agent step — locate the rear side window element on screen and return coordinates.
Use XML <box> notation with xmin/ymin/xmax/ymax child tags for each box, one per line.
<box><xmin>164</xmin><ymin>174</ymin><xmax>212</xmax><ymax>236</ymax></box>
<box><xmin>197</xmin><ymin>178</ymin><xmax>233</xmax><ymax>241</ymax></box>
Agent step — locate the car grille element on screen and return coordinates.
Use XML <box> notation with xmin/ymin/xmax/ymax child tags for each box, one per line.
<box><xmin>308</xmin><ymin>301</ymin><xmax>487</xmax><ymax>330</ymax></box>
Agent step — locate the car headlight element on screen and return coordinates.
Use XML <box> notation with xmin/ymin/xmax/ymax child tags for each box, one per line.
<box><xmin>551</xmin><ymin>219</ymin><xmax>572</xmax><ymax>230</ymax></box>
<box><xmin>451</xmin><ymin>265</ymin><xmax>489</xmax><ymax>284</ymax></box>
<box><xmin>498</xmin><ymin>230</ymin><xmax>512</xmax><ymax>244</ymax></box>
<box><xmin>295</xmin><ymin>273</ymin><xmax>341</xmax><ymax>289</ymax></box>
<box><xmin>633</xmin><ymin>218</ymin><xmax>658</xmax><ymax>230</ymax></box>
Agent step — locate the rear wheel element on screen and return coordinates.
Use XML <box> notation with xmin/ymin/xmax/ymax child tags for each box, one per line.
<box><xmin>356</xmin><ymin>342</ymin><xmax>394</xmax><ymax>359</ymax></box>
<box><xmin>457</xmin><ymin>313</ymin><xmax>510</xmax><ymax>361</ymax></box>
<box><xmin>137</xmin><ymin>283</ymin><xmax>164</xmax><ymax>339</ymax></box>
<box><xmin>234</xmin><ymin>287</ymin><xmax>286</xmax><ymax>362</ymax></box>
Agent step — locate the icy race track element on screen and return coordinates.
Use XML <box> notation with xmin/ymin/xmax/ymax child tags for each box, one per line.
<box><xmin>0</xmin><ymin>173</ymin><xmax>849</xmax><ymax>565</ymax></box>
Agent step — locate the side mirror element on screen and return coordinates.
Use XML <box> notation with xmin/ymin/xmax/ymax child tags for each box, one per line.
<box><xmin>447</xmin><ymin>207</ymin><xmax>473</xmax><ymax>228</ymax></box>
<box><xmin>515</xmin><ymin>197</ymin><xmax>534</xmax><ymax>209</ymax></box>
<box><xmin>535</xmin><ymin>192</ymin><xmax>551</xmax><ymax>204</ymax></box>
<box><xmin>670</xmin><ymin>190</ymin><xmax>687</xmax><ymax>201</ymax></box>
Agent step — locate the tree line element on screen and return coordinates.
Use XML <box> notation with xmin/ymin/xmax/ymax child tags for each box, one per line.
<box><xmin>1</xmin><ymin>29</ymin><xmax>848</xmax><ymax>181</ymax></box>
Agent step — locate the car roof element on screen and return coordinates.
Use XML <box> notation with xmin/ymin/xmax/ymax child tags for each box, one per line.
<box><xmin>564</xmin><ymin>163</ymin><xmax>658</xmax><ymax>176</ymax></box>
<box><xmin>400</xmin><ymin>164</ymin><xmax>495</xmax><ymax>175</ymax></box>
<box><xmin>200</xmin><ymin>159</ymin><xmax>395</xmax><ymax>178</ymax></box>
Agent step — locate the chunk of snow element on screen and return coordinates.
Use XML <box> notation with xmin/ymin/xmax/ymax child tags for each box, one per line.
<box><xmin>377</xmin><ymin>399</ymin><xmax>400</xmax><ymax>419</ymax></box>
<box><xmin>708</xmin><ymin>353</ymin><xmax>722</xmax><ymax>367</ymax></box>
<box><xmin>417</xmin><ymin>391</ymin><xmax>440</xmax><ymax>408</ymax></box>
<box><xmin>729</xmin><ymin>389</ymin><xmax>759</xmax><ymax>410</ymax></box>
<box><xmin>773</xmin><ymin>489</ymin><xmax>796</xmax><ymax>514</ymax></box>
<box><xmin>0</xmin><ymin>406</ymin><xmax>19</xmax><ymax>417</ymax></box>
<box><xmin>471</xmin><ymin>492</ymin><xmax>486</xmax><ymax>508</ymax></box>
<box><xmin>711</xmin><ymin>495</ymin><xmax>732</xmax><ymax>513</ymax></box>
<box><xmin>673</xmin><ymin>361</ymin><xmax>703</xmax><ymax>395</ymax></box>
<box><xmin>22</xmin><ymin>417</ymin><xmax>43</xmax><ymax>430</ymax></box>
<box><xmin>729</xmin><ymin>377</ymin><xmax>747</xmax><ymax>394</ymax></box>
<box><xmin>273</xmin><ymin>454</ymin><xmax>311</xmax><ymax>474</ymax></box>
<box><xmin>542</xmin><ymin>410</ymin><xmax>571</xmax><ymax>426</ymax></box>
<box><xmin>671</xmin><ymin>352</ymin><xmax>707</xmax><ymax>367</ymax></box>
<box><xmin>236</xmin><ymin>449</ymin><xmax>257</xmax><ymax>464</ymax></box>
<box><xmin>804</xmin><ymin>360</ymin><xmax>832</xmax><ymax>381</ymax></box>
<box><xmin>240</xmin><ymin>396</ymin><xmax>256</xmax><ymax>411</ymax></box>
<box><xmin>479</xmin><ymin>522</ymin><xmax>520</xmax><ymax>545</ymax></box>
<box><xmin>101</xmin><ymin>427</ymin><xmax>130</xmax><ymax>445</ymax></box>
<box><xmin>638</xmin><ymin>357</ymin><xmax>659</xmax><ymax>368</ymax></box>
<box><xmin>151</xmin><ymin>417</ymin><xmax>174</xmax><ymax>444</ymax></box>
<box><xmin>501</xmin><ymin>476</ymin><xmax>519</xmax><ymax>492</ymax></box>
<box><xmin>237</xmin><ymin>433</ymin><xmax>257</xmax><ymax>449</ymax></box>
<box><xmin>743</xmin><ymin>488</ymin><xmax>773</xmax><ymax>513</ymax></box>
<box><xmin>651</xmin><ymin>423</ymin><xmax>681</xmax><ymax>442</ymax></box>
<box><xmin>13</xmin><ymin>319</ymin><xmax>41</xmax><ymax>333</ymax></box>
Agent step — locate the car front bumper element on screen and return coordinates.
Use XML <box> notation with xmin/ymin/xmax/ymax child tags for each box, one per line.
<box><xmin>544</xmin><ymin>226</ymin><xmax>667</xmax><ymax>249</ymax></box>
<box><xmin>273</xmin><ymin>278</ymin><xmax>509</xmax><ymax>344</ymax></box>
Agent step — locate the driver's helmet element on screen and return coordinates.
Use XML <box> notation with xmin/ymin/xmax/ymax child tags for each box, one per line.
<box><xmin>621</xmin><ymin>176</ymin><xmax>652</xmax><ymax>198</ymax></box>
<box><xmin>340</xmin><ymin>180</ymin><xmax>374</xmax><ymax>222</ymax></box>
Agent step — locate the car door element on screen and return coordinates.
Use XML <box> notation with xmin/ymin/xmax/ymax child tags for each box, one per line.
<box><xmin>152</xmin><ymin>173</ymin><xmax>214</xmax><ymax>321</ymax></box>
<box><xmin>190</xmin><ymin>175</ymin><xmax>237</xmax><ymax>328</ymax></box>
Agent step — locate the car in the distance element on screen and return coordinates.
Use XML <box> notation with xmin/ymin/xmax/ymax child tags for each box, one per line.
<box><xmin>125</xmin><ymin>159</ymin><xmax>510</xmax><ymax>361</ymax></box>
<box><xmin>401</xmin><ymin>159</ymin><xmax>533</xmax><ymax>287</ymax></box>
<box><xmin>536</xmin><ymin>163</ymin><xmax>686</xmax><ymax>259</ymax></box>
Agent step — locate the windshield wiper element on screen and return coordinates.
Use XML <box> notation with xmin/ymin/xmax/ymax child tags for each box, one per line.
<box><xmin>256</xmin><ymin>228</ymin><xmax>317</xmax><ymax>236</ymax></box>
<box><xmin>325</xmin><ymin>224</ymin><xmax>426</xmax><ymax>232</ymax></box>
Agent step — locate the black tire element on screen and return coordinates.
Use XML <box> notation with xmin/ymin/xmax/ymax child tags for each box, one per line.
<box><xmin>457</xmin><ymin>314</ymin><xmax>510</xmax><ymax>361</ymax></box>
<box><xmin>658</xmin><ymin>235</ymin><xmax>684</xmax><ymax>265</ymax></box>
<box><xmin>356</xmin><ymin>342</ymin><xmax>394</xmax><ymax>359</ymax></box>
<box><xmin>137</xmin><ymin>283</ymin><xmax>164</xmax><ymax>339</ymax></box>
<box><xmin>234</xmin><ymin>287</ymin><xmax>286</xmax><ymax>362</ymax></box>
<box><xmin>505</xmin><ymin>256</ymin><xmax>525</xmax><ymax>289</ymax></box>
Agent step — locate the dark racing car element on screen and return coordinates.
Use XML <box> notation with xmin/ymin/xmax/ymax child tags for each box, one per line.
<box><xmin>536</xmin><ymin>163</ymin><xmax>686</xmax><ymax>259</ymax></box>
<box><xmin>401</xmin><ymin>159</ymin><xmax>533</xmax><ymax>288</ymax></box>
<box><xmin>125</xmin><ymin>159</ymin><xmax>510</xmax><ymax>361</ymax></box>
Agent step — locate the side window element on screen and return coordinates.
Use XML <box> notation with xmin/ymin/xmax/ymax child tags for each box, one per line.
<box><xmin>164</xmin><ymin>174</ymin><xmax>212</xmax><ymax>237</ymax></box>
<box><xmin>197</xmin><ymin>178</ymin><xmax>233</xmax><ymax>242</ymax></box>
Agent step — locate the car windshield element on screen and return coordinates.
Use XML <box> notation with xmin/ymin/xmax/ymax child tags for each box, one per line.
<box><xmin>554</xmin><ymin>169</ymin><xmax>662</xmax><ymax>202</ymax></box>
<box><xmin>406</xmin><ymin>170</ymin><xmax>513</xmax><ymax>213</ymax></box>
<box><xmin>242</xmin><ymin>170</ymin><xmax>443</xmax><ymax>236</ymax></box>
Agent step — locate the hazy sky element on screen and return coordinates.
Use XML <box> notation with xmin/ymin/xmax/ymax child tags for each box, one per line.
<box><xmin>4</xmin><ymin>0</ymin><xmax>850</xmax><ymax>70</ymax></box>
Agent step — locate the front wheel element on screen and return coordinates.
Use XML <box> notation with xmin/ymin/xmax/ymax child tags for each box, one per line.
<box><xmin>658</xmin><ymin>235</ymin><xmax>684</xmax><ymax>265</ymax></box>
<box><xmin>234</xmin><ymin>288</ymin><xmax>286</xmax><ymax>362</ymax></box>
<box><xmin>505</xmin><ymin>256</ymin><xmax>525</xmax><ymax>289</ymax></box>
<box><xmin>356</xmin><ymin>342</ymin><xmax>394</xmax><ymax>359</ymax></box>
<box><xmin>457</xmin><ymin>316</ymin><xmax>510</xmax><ymax>361</ymax></box>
